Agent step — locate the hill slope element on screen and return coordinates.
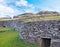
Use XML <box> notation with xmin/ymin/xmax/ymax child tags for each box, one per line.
<box><xmin>0</xmin><ymin>11</ymin><xmax>60</xmax><ymax>22</ymax></box>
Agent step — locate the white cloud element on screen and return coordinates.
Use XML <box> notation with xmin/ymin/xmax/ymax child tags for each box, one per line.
<box><xmin>25</xmin><ymin>9</ymin><xmax>32</xmax><ymax>13</ymax></box>
<box><xmin>40</xmin><ymin>0</ymin><xmax>60</xmax><ymax>12</ymax></box>
<box><xmin>0</xmin><ymin>0</ymin><xmax>36</xmax><ymax>18</ymax></box>
<box><xmin>0</xmin><ymin>4</ymin><xmax>15</xmax><ymax>18</ymax></box>
<box><xmin>16</xmin><ymin>0</ymin><xmax>35</xmax><ymax>8</ymax></box>
<box><xmin>16</xmin><ymin>0</ymin><xmax>28</xmax><ymax>6</ymax></box>
<box><xmin>0</xmin><ymin>0</ymin><xmax>4</xmax><ymax>2</ymax></box>
<box><xmin>28</xmin><ymin>4</ymin><xmax>35</xmax><ymax>9</ymax></box>
<box><xmin>0</xmin><ymin>0</ymin><xmax>6</xmax><ymax>5</ymax></box>
<box><xmin>25</xmin><ymin>7</ymin><xmax>36</xmax><ymax>13</ymax></box>
<box><xmin>0</xmin><ymin>0</ymin><xmax>25</xmax><ymax>18</ymax></box>
<box><xmin>0</xmin><ymin>5</ymin><xmax>14</xmax><ymax>13</ymax></box>
<box><xmin>0</xmin><ymin>0</ymin><xmax>15</xmax><ymax>18</ymax></box>
<box><xmin>16</xmin><ymin>0</ymin><xmax>36</xmax><ymax>13</ymax></box>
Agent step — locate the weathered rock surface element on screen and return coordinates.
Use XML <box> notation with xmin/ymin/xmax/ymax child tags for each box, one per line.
<box><xmin>18</xmin><ymin>20</ymin><xmax>60</xmax><ymax>47</ymax></box>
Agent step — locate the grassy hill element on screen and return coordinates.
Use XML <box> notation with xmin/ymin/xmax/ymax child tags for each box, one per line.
<box><xmin>0</xmin><ymin>11</ymin><xmax>60</xmax><ymax>22</ymax></box>
<box><xmin>0</xmin><ymin>27</ymin><xmax>39</xmax><ymax>47</ymax></box>
<box><xmin>17</xmin><ymin>15</ymin><xmax>60</xmax><ymax>22</ymax></box>
<box><xmin>12</xmin><ymin>11</ymin><xmax>60</xmax><ymax>22</ymax></box>
<box><xmin>0</xmin><ymin>15</ymin><xmax>60</xmax><ymax>22</ymax></box>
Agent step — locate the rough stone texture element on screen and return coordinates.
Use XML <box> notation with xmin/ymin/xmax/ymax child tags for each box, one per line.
<box><xmin>0</xmin><ymin>20</ymin><xmax>60</xmax><ymax>47</ymax></box>
<box><xmin>18</xmin><ymin>20</ymin><xmax>60</xmax><ymax>47</ymax></box>
<box><xmin>0</xmin><ymin>21</ymin><xmax>5</xmax><ymax>27</ymax></box>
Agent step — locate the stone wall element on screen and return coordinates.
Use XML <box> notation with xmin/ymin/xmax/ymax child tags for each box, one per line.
<box><xmin>0</xmin><ymin>21</ymin><xmax>5</xmax><ymax>27</ymax></box>
<box><xmin>0</xmin><ymin>20</ymin><xmax>60</xmax><ymax>47</ymax></box>
<box><xmin>18</xmin><ymin>20</ymin><xmax>60</xmax><ymax>47</ymax></box>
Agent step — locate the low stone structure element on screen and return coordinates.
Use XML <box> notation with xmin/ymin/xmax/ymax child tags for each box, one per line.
<box><xmin>19</xmin><ymin>20</ymin><xmax>60</xmax><ymax>47</ymax></box>
<box><xmin>0</xmin><ymin>20</ymin><xmax>60</xmax><ymax>47</ymax></box>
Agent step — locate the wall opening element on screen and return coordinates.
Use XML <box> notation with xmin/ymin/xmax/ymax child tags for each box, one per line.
<box><xmin>41</xmin><ymin>38</ymin><xmax>51</xmax><ymax>47</ymax></box>
<box><xmin>3</xmin><ymin>25</ymin><xmax>6</xmax><ymax>27</ymax></box>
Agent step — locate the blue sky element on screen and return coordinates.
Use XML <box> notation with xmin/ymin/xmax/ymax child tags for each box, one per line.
<box><xmin>0</xmin><ymin>0</ymin><xmax>60</xmax><ymax>18</ymax></box>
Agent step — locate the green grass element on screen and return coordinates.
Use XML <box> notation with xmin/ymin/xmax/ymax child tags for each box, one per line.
<box><xmin>0</xmin><ymin>27</ymin><xmax>39</xmax><ymax>47</ymax></box>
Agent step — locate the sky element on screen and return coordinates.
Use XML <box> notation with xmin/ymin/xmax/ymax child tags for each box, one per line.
<box><xmin>0</xmin><ymin>0</ymin><xmax>60</xmax><ymax>18</ymax></box>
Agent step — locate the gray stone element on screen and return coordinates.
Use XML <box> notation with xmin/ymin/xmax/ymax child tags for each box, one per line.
<box><xmin>0</xmin><ymin>20</ymin><xmax>60</xmax><ymax>47</ymax></box>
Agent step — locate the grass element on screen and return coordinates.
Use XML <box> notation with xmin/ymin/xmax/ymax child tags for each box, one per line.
<box><xmin>19</xmin><ymin>15</ymin><xmax>60</xmax><ymax>22</ymax></box>
<box><xmin>0</xmin><ymin>15</ymin><xmax>60</xmax><ymax>22</ymax></box>
<box><xmin>0</xmin><ymin>27</ymin><xmax>39</xmax><ymax>47</ymax></box>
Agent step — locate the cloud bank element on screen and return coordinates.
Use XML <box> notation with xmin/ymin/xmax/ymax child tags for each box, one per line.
<box><xmin>0</xmin><ymin>0</ymin><xmax>60</xmax><ymax>18</ymax></box>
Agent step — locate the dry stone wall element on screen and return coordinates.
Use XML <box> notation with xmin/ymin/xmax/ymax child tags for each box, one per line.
<box><xmin>20</xmin><ymin>21</ymin><xmax>60</xmax><ymax>39</ymax></box>
<box><xmin>0</xmin><ymin>21</ymin><xmax>5</xmax><ymax>27</ymax></box>
<box><xmin>18</xmin><ymin>20</ymin><xmax>60</xmax><ymax>47</ymax></box>
<box><xmin>0</xmin><ymin>20</ymin><xmax>60</xmax><ymax>47</ymax></box>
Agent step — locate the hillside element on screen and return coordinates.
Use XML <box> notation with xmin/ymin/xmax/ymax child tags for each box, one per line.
<box><xmin>13</xmin><ymin>11</ymin><xmax>60</xmax><ymax>22</ymax></box>
<box><xmin>0</xmin><ymin>11</ymin><xmax>60</xmax><ymax>22</ymax></box>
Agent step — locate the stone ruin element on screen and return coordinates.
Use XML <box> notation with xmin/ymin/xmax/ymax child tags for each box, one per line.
<box><xmin>0</xmin><ymin>20</ymin><xmax>60</xmax><ymax>47</ymax></box>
